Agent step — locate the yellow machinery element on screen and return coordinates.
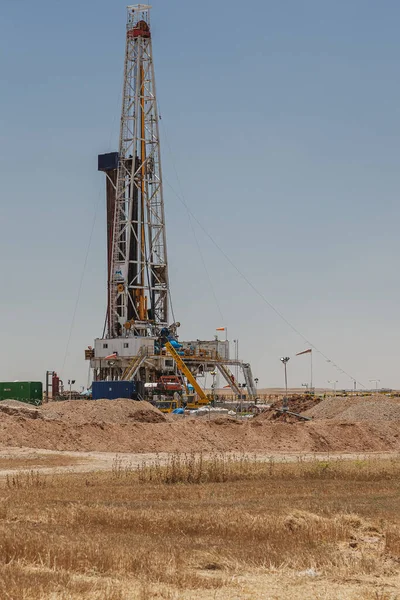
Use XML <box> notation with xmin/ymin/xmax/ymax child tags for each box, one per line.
<box><xmin>156</xmin><ymin>393</ymin><xmax>204</xmax><ymax>413</ymax></box>
<box><xmin>156</xmin><ymin>398</ymin><xmax>181</xmax><ymax>413</ymax></box>
<box><xmin>164</xmin><ymin>342</ymin><xmax>209</xmax><ymax>406</ymax></box>
<box><xmin>156</xmin><ymin>394</ymin><xmax>205</xmax><ymax>413</ymax></box>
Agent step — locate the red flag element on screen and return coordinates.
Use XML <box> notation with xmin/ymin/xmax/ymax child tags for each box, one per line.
<box><xmin>105</xmin><ymin>352</ymin><xmax>117</xmax><ymax>360</ymax></box>
<box><xmin>216</xmin><ymin>327</ymin><xmax>226</xmax><ymax>331</ymax></box>
<box><xmin>296</xmin><ymin>349</ymin><xmax>312</xmax><ymax>356</ymax></box>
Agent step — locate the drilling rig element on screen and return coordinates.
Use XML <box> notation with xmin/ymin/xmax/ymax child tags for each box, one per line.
<box><xmin>86</xmin><ymin>4</ymin><xmax>257</xmax><ymax>400</ymax></box>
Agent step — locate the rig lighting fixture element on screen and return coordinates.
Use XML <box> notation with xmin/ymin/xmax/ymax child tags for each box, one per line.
<box><xmin>280</xmin><ymin>357</ymin><xmax>290</xmax><ymax>411</ymax></box>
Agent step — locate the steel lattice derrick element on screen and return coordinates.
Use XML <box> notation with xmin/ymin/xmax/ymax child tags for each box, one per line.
<box><xmin>110</xmin><ymin>5</ymin><xmax>169</xmax><ymax>338</ymax></box>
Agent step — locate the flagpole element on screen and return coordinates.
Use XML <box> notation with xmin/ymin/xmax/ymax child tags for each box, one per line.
<box><xmin>310</xmin><ymin>351</ymin><xmax>313</xmax><ymax>392</ymax></box>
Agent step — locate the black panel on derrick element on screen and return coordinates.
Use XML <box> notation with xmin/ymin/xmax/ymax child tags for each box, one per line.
<box><xmin>98</xmin><ymin>152</ymin><xmax>119</xmax><ymax>172</ymax></box>
<box><xmin>98</xmin><ymin>151</ymin><xmax>119</xmax><ymax>335</ymax></box>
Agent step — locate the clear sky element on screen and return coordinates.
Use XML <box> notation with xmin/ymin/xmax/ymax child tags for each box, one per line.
<box><xmin>1</xmin><ymin>0</ymin><xmax>400</xmax><ymax>391</ymax></box>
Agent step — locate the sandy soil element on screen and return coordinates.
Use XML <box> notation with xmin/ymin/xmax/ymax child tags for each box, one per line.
<box><xmin>0</xmin><ymin>416</ymin><xmax>399</xmax><ymax>453</ymax></box>
<box><xmin>0</xmin><ymin>397</ymin><xmax>398</xmax><ymax>455</ymax></box>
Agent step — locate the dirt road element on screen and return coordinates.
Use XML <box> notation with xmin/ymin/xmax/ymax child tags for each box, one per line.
<box><xmin>0</xmin><ymin>446</ymin><xmax>398</xmax><ymax>477</ymax></box>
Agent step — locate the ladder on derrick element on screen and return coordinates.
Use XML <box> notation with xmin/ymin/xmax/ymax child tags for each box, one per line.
<box><xmin>216</xmin><ymin>362</ymin><xmax>241</xmax><ymax>396</ymax></box>
<box><xmin>242</xmin><ymin>363</ymin><xmax>256</xmax><ymax>399</ymax></box>
<box><xmin>122</xmin><ymin>347</ymin><xmax>147</xmax><ymax>381</ymax></box>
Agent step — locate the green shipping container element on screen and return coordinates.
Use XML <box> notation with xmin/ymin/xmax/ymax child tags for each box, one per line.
<box><xmin>0</xmin><ymin>382</ymin><xmax>42</xmax><ymax>406</ymax></box>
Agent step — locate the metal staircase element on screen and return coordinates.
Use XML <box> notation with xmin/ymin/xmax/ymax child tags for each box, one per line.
<box><xmin>122</xmin><ymin>347</ymin><xmax>147</xmax><ymax>381</ymax></box>
<box><xmin>216</xmin><ymin>362</ymin><xmax>241</xmax><ymax>396</ymax></box>
<box><xmin>242</xmin><ymin>363</ymin><xmax>257</xmax><ymax>399</ymax></box>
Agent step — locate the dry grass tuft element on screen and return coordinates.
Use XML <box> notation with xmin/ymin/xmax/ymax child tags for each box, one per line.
<box><xmin>0</xmin><ymin>563</ymin><xmax>124</xmax><ymax>600</ymax></box>
<box><xmin>6</xmin><ymin>470</ymin><xmax>48</xmax><ymax>489</ymax></box>
<box><xmin>385</xmin><ymin>526</ymin><xmax>400</xmax><ymax>558</ymax></box>
<box><xmin>132</xmin><ymin>452</ymin><xmax>400</xmax><ymax>485</ymax></box>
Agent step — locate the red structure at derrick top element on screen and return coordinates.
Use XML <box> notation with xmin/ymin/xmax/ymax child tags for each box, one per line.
<box><xmin>128</xmin><ymin>19</ymin><xmax>151</xmax><ymax>38</ymax></box>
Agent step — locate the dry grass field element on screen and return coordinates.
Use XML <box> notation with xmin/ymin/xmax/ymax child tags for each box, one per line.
<box><xmin>0</xmin><ymin>454</ymin><xmax>399</xmax><ymax>599</ymax></box>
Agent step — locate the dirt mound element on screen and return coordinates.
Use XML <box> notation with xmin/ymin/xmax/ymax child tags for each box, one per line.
<box><xmin>304</xmin><ymin>395</ymin><xmax>400</xmax><ymax>421</ymax></box>
<box><xmin>255</xmin><ymin>395</ymin><xmax>322</xmax><ymax>422</ymax></box>
<box><xmin>41</xmin><ymin>399</ymin><xmax>166</xmax><ymax>425</ymax></box>
<box><xmin>0</xmin><ymin>400</ymin><xmax>38</xmax><ymax>409</ymax></box>
<box><xmin>336</xmin><ymin>399</ymin><xmax>400</xmax><ymax>422</ymax></box>
<box><xmin>0</xmin><ymin>414</ymin><xmax>398</xmax><ymax>453</ymax></box>
<box><xmin>211</xmin><ymin>416</ymin><xmax>241</xmax><ymax>425</ymax></box>
<box><xmin>286</xmin><ymin>394</ymin><xmax>323</xmax><ymax>413</ymax></box>
<box><xmin>0</xmin><ymin>401</ymin><xmax>42</xmax><ymax>420</ymax></box>
<box><xmin>0</xmin><ymin>397</ymin><xmax>398</xmax><ymax>454</ymax></box>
